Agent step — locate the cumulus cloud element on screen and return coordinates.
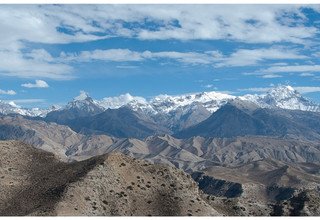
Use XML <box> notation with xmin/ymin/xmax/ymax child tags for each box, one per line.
<box><xmin>0</xmin><ymin>50</ymin><xmax>73</xmax><ymax>79</ymax></box>
<box><xmin>21</xmin><ymin>80</ymin><xmax>49</xmax><ymax>88</ymax></box>
<box><xmin>0</xmin><ymin>5</ymin><xmax>318</xmax><ymax>80</ymax></box>
<box><xmin>0</xmin><ymin>4</ymin><xmax>310</xmax><ymax>45</ymax></box>
<box><xmin>0</xmin><ymin>89</ymin><xmax>16</xmax><ymax>95</ymax></box>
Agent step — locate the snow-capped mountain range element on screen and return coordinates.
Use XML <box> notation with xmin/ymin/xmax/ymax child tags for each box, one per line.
<box><xmin>1</xmin><ymin>85</ymin><xmax>320</xmax><ymax>118</ymax></box>
<box><xmin>0</xmin><ymin>100</ymin><xmax>56</xmax><ymax>117</ymax></box>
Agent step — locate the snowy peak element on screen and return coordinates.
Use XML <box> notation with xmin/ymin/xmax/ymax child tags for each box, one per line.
<box><xmin>67</xmin><ymin>90</ymin><xmax>103</xmax><ymax>113</ymax></box>
<box><xmin>97</xmin><ymin>93</ymin><xmax>156</xmax><ymax>115</ymax></box>
<box><xmin>66</xmin><ymin>91</ymin><xmax>104</xmax><ymax>114</ymax></box>
<box><xmin>266</xmin><ymin>85</ymin><xmax>300</xmax><ymax>101</ymax></box>
<box><xmin>74</xmin><ymin>90</ymin><xmax>92</xmax><ymax>102</ymax></box>
<box><xmin>0</xmin><ymin>100</ymin><xmax>49</xmax><ymax>117</ymax></box>
<box><xmin>151</xmin><ymin>91</ymin><xmax>235</xmax><ymax>113</ymax></box>
<box><xmin>244</xmin><ymin>85</ymin><xmax>320</xmax><ymax>112</ymax></box>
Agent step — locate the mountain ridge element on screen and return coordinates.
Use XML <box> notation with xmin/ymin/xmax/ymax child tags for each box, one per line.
<box><xmin>1</xmin><ymin>85</ymin><xmax>320</xmax><ymax>120</ymax></box>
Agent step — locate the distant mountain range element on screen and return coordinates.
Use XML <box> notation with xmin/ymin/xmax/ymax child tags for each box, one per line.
<box><xmin>2</xmin><ymin>85</ymin><xmax>320</xmax><ymax>119</ymax></box>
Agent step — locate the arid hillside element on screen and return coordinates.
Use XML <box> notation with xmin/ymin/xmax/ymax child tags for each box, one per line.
<box><xmin>0</xmin><ymin>140</ymin><xmax>218</xmax><ymax>216</ymax></box>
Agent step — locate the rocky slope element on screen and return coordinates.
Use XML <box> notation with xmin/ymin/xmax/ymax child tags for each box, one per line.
<box><xmin>1</xmin><ymin>114</ymin><xmax>320</xmax><ymax>169</ymax></box>
<box><xmin>70</xmin><ymin>134</ymin><xmax>320</xmax><ymax>171</ymax></box>
<box><xmin>66</xmin><ymin>106</ymin><xmax>170</xmax><ymax>139</ymax></box>
<box><xmin>2</xmin><ymin>140</ymin><xmax>320</xmax><ymax>216</ymax></box>
<box><xmin>175</xmin><ymin>99</ymin><xmax>320</xmax><ymax>141</ymax></box>
<box><xmin>197</xmin><ymin>159</ymin><xmax>320</xmax><ymax>216</ymax></box>
<box><xmin>0</xmin><ymin>140</ymin><xmax>219</xmax><ymax>216</ymax></box>
<box><xmin>0</xmin><ymin>114</ymin><xmax>117</xmax><ymax>161</ymax></box>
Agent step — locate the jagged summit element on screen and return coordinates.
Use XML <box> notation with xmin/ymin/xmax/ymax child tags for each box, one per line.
<box><xmin>244</xmin><ymin>85</ymin><xmax>320</xmax><ymax>112</ymax></box>
<box><xmin>97</xmin><ymin>93</ymin><xmax>155</xmax><ymax>114</ymax></box>
<box><xmin>65</xmin><ymin>91</ymin><xmax>104</xmax><ymax>114</ymax></box>
<box><xmin>74</xmin><ymin>90</ymin><xmax>91</xmax><ymax>101</ymax></box>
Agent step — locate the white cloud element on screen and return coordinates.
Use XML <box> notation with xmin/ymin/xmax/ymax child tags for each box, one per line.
<box><xmin>61</xmin><ymin>49</ymin><xmax>144</xmax><ymax>62</ymax></box>
<box><xmin>7</xmin><ymin>99</ymin><xmax>45</xmax><ymax>104</ymax></box>
<box><xmin>0</xmin><ymin>5</ymin><xmax>317</xmax><ymax>80</ymax></box>
<box><xmin>0</xmin><ymin>4</ymin><xmax>306</xmax><ymax>45</ymax></box>
<box><xmin>238</xmin><ymin>87</ymin><xmax>271</xmax><ymax>93</ymax></box>
<box><xmin>0</xmin><ymin>50</ymin><xmax>73</xmax><ymax>80</ymax></box>
<box><xmin>202</xmin><ymin>84</ymin><xmax>217</xmax><ymax>89</ymax></box>
<box><xmin>215</xmin><ymin>48</ymin><xmax>306</xmax><ymax>67</ymax></box>
<box><xmin>99</xmin><ymin>93</ymin><xmax>147</xmax><ymax>109</ymax></box>
<box><xmin>21</xmin><ymin>80</ymin><xmax>49</xmax><ymax>88</ymax></box>
<box><xmin>294</xmin><ymin>87</ymin><xmax>320</xmax><ymax>94</ymax></box>
<box><xmin>261</xmin><ymin>65</ymin><xmax>320</xmax><ymax>73</ymax></box>
<box><xmin>131</xmin><ymin>5</ymin><xmax>316</xmax><ymax>44</ymax></box>
<box><xmin>145</xmin><ymin>51</ymin><xmax>222</xmax><ymax>65</ymax></box>
<box><xmin>59</xmin><ymin>47</ymin><xmax>305</xmax><ymax>67</ymax></box>
<box><xmin>74</xmin><ymin>90</ymin><xmax>89</xmax><ymax>101</ymax></box>
<box><xmin>60</xmin><ymin>49</ymin><xmax>221</xmax><ymax>65</ymax></box>
<box><xmin>312</xmin><ymin>52</ymin><xmax>320</xmax><ymax>57</ymax></box>
<box><xmin>25</xmin><ymin>49</ymin><xmax>53</xmax><ymax>62</ymax></box>
<box><xmin>0</xmin><ymin>89</ymin><xmax>16</xmax><ymax>95</ymax></box>
<box><xmin>261</xmin><ymin>74</ymin><xmax>283</xmax><ymax>79</ymax></box>
<box><xmin>239</xmin><ymin>86</ymin><xmax>320</xmax><ymax>94</ymax></box>
<box><xmin>299</xmin><ymin>73</ymin><xmax>315</xmax><ymax>77</ymax></box>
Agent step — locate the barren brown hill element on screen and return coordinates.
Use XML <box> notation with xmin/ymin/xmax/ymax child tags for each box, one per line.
<box><xmin>0</xmin><ymin>140</ymin><xmax>219</xmax><ymax>216</ymax></box>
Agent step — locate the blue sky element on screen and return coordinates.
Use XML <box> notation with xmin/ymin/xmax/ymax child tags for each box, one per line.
<box><xmin>0</xmin><ymin>4</ymin><xmax>320</xmax><ymax>108</ymax></box>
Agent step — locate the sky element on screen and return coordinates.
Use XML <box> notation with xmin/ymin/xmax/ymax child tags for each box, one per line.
<box><xmin>0</xmin><ymin>4</ymin><xmax>320</xmax><ymax>108</ymax></box>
